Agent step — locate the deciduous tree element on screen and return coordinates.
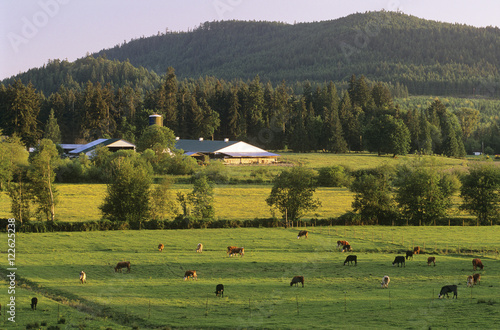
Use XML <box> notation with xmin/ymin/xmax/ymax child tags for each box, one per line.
<box><xmin>266</xmin><ymin>167</ymin><xmax>321</xmax><ymax>223</ymax></box>
<box><xmin>460</xmin><ymin>164</ymin><xmax>500</xmax><ymax>225</ymax></box>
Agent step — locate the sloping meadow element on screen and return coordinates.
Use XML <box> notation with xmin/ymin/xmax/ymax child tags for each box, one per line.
<box><xmin>2</xmin><ymin>226</ymin><xmax>498</xmax><ymax>329</ymax></box>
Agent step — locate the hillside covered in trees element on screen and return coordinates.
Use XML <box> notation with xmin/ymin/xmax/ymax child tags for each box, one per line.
<box><xmin>2</xmin><ymin>11</ymin><xmax>500</xmax><ymax>98</ymax></box>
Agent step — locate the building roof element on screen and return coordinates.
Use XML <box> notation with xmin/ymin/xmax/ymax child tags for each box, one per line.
<box><xmin>174</xmin><ymin>139</ymin><xmax>279</xmax><ymax>158</ymax></box>
<box><xmin>68</xmin><ymin>139</ymin><xmax>135</xmax><ymax>156</ymax></box>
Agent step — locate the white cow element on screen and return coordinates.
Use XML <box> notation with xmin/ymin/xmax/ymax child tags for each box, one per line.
<box><xmin>381</xmin><ymin>275</ymin><xmax>390</xmax><ymax>288</ymax></box>
<box><xmin>80</xmin><ymin>271</ymin><xmax>87</xmax><ymax>284</ymax></box>
<box><xmin>196</xmin><ymin>243</ymin><xmax>203</xmax><ymax>253</ymax></box>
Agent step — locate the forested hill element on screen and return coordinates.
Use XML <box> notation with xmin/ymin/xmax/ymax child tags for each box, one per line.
<box><xmin>1</xmin><ymin>56</ymin><xmax>161</xmax><ymax>96</ymax></box>
<box><xmin>2</xmin><ymin>11</ymin><xmax>500</xmax><ymax>97</ymax></box>
<box><xmin>90</xmin><ymin>11</ymin><xmax>500</xmax><ymax>96</ymax></box>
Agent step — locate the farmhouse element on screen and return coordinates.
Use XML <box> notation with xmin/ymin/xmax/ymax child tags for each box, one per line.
<box><xmin>175</xmin><ymin>138</ymin><xmax>280</xmax><ymax>164</ymax></box>
<box><xmin>62</xmin><ymin>138</ymin><xmax>136</xmax><ymax>158</ymax></box>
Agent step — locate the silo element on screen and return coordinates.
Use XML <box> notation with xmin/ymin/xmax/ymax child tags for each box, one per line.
<box><xmin>149</xmin><ymin>114</ymin><xmax>163</xmax><ymax>126</ymax></box>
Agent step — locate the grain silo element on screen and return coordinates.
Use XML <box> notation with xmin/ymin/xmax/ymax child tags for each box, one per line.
<box><xmin>149</xmin><ymin>114</ymin><xmax>163</xmax><ymax>126</ymax></box>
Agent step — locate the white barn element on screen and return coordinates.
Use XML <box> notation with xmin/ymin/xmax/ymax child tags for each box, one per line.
<box><xmin>175</xmin><ymin>139</ymin><xmax>279</xmax><ymax>164</ymax></box>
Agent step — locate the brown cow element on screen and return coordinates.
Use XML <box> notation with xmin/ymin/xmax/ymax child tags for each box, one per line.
<box><xmin>158</xmin><ymin>243</ymin><xmax>164</xmax><ymax>252</ymax></box>
<box><xmin>196</xmin><ymin>243</ymin><xmax>203</xmax><ymax>253</ymax></box>
<box><xmin>473</xmin><ymin>273</ymin><xmax>481</xmax><ymax>285</ymax></box>
<box><xmin>184</xmin><ymin>270</ymin><xmax>197</xmax><ymax>281</ymax></box>
<box><xmin>227</xmin><ymin>246</ymin><xmax>237</xmax><ymax>255</ymax></box>
<box><xmin>337</xmin><ymin>240</ymin><xmax>349</xmax><ymax>248</ymax></box>
<box><xmin>413</xmin><ymin>246</ymin><xmax>421</xmax><ymax>255</ymax></box>
<box><xmin>229</xmin><ymin>247</ymin><xmax>244</xmax><ymax>257</ymax></box>
<box><xmin>427</xmin><ymin>257</ymin><xmax>436</xmax><ymax>266</ymax></box>
<box><xmin>297</xmin><ymin>230</ymin><xmax>308</xmax><ymax>239</ymax></box>
<box><xmin>115</xmin><ymin>261</ymin><xmax>131</xmax><ymax>272</ymax></box>
<box><xmin>472</xmin><ymin>258</ymin><xmax>484</xmax><ymax>270</ymax></box>
<box><xmin>290</xmin><ymin>276</ymin><xmax>304</xmax><ymax>287</ymax></box>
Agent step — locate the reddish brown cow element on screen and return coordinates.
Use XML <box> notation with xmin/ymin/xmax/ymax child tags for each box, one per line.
<box><xmin>115</xmin><ymin>261</ymin><xmax>131</xmax><ymax>273</ymax></box>
<box><xmin>413</xmin><ymin>246</ymin><xmax>421</xmax><ymax>255</ymax></box>
<box><xmin>297</xmin><ymin>230</ymin><xmax>308</xmax><ymax>239</ymax></box>
<box><xmin>472</xmin><ymin>258</ymin><xmax>484</xmax><ymax>270</ymax></box>
<box><xmin>290</xmin><ymin>276</ymin><xmax>304</xmax><ymax>287</ymax></box>
<box><xmin>158</xmin><ymin>244</ymin><xmax>164</xmax><ymax>252</ymax></box>
<box><xmin>229</xmin><ymin>247</ymin><xmax>244</xmax><ymax>257</ymax></box>
<box><xmin>184</xmin><ymin>270</ymin><xmax>197</xmax><ymax>281</ymax></box>
<box><xmin>226</xmin><ymin>246</ymin><xmax>237</xmax><ymax>255</ymax></box>
<box><xmin>427</xmin><ymin>257</ymin><xmax>436</xmax><ymax>266</ymax></box>
<box><xmin>337</xmin><ymin>240</ymin><xmax>349</xmax><ymax>248</ymax></box>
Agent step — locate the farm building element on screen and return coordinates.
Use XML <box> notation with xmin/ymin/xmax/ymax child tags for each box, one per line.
<box><xmin>62</xmin><ymin>138</ymin><xmax>136</xmax><ymax>157</ymax></box>
<box><xmin>175</xmin><ymin>138</ymin><xmax>280</xmax><ymax>164</ymax></box>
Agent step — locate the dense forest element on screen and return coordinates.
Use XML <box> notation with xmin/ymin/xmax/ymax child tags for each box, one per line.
<box><xmin>2</xmin><ymin>67</ymin><xmax>500</xmax><ymax>156</ymax></box>
<box><xmin>2</xmin><ymin>11</ymin><xmax>500</xmax><ymax>98</ymax></box>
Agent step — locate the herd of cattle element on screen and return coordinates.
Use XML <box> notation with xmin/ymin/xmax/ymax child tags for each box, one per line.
<box><xmin>138</xmin><ymin>231</ymin><xmax>486</xmax><ymax>299</ymax></box>
<box><xmin>59</xmin><ymin>229</ymin><xmax>485</xmax><ymax>309</ymax></box>
<box><xmin>338</xmin><ymin>237</ymin><xmax>485</xmax><ymax>299</ymax></box>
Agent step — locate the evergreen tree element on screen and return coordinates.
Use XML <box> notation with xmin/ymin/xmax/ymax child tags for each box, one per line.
<box><xmin>44</xmin><ymin>109</ymin><xmax>62</xmax><ymax>144</ymax></box>
<box><xmin>2</xmin><ymin>80</ymin><xmax>42</xmax><ymax>147</ymax></box>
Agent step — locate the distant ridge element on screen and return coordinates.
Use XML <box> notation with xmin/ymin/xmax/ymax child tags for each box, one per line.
<box><xmin>3</xmin><ymin>11</ymin><xmax>500</xmax><ymax>97</ymax></box>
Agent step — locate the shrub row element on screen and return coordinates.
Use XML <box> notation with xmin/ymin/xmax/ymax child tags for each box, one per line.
<box><xmin>0</xmin><ymin>216</ymin><xmax>480</xmax><ymax>233</ymax></box>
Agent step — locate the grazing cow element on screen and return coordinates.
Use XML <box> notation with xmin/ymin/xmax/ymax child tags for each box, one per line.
<box><xmin>473</xmin><ymin>273</ymin><xmax>481</xmax><ymax>285</ymax></box>
<box><xmin>297</xmin><ymin>230</ymin><xmax>308</xmax><ymax>239</ymax></box>
<box><xmin>344</xmin><ymin>255</ymin><xmax>357</xmax><ymax>266</ymax></box>
<box><xmin>427</xmin><ymin>257</ymin><xmax>436</xmax><ymax>266</ymax></box>
<box><xmin>472</xmin><ymin>258</ymin><xmax>484</xmax><ymax>270</ymax></box>
<box><xmin>466</xmin><ymin>275</ymin><xmax>474</xmax><ymax>287</ymax></box>
<box><xmin>215</xmin><ymin>284</ymin><xmax>224</xmax><ymax>297</ymax></box>
<box><xmin>290</xmin><ymin>276</ymin><xmax>304</xmax><ymax>287</ymax></box>
<box><xmin>184</xmin><ymin>270</ymin><xmax>197</xmax><ymax>281</ymax></box>
<box><xmin>393</xmin><ymin>256</ymin><xmax>406</xmax><ymax>267</ymax></box>
<box><xmin>115</xmin><ymin>261</ymin><xmax>131</xmax><ymax>273</ymax></box>
<box><xmin>79</xmin><ymin>271</ymin><xmax>86</xmax><ymax>284</ymax></box>
<box><xmin>31</xmin><ymin>297</ymin><xmax>38</xmax><ymax>310</ymax></box>
<box><xmin>413</xmin><ymin>246</ymin><xmax>421</xmax><ymax>255</ymax></box>
<box><xmin>158</xmin><ymin>243</ymin><xmax>164</xmax><ymax>252</ymax></box>
<box><xmin>381</xmin><ymin>275</ymin><xmax>390</xmax><ymax>288</ymax></box>
<box><xmin>337</xmin><ymin>240</ymin><xmax>349</xmax><ymax>248</ymax></box>
<box><xmin>342</xmin><ymin>244</ymin><xmax>352</xmax><ymax>252</ymax></box>
<box><xmin>438</xmin><ymin>285</ymin><xmax>458</xmax><ymax>299</ymax></box>
<box><xmin>226</xmin><ymin>246</ymin><xmax>237</xmax><ymax>255</ymax></box>
<box><xmin>229</xmin><ymin>247</ymin><xmax>244</xmax><ymax>257</ymax></box>
<box><xmin>196</xmin><ymin>243</ymin><xmax>203</xmax><ymax>253</ymax></box>
<box><xmin>405</xmin><ymin>251</ymin><xmax>413</xmax><ymax>260</ymax></box>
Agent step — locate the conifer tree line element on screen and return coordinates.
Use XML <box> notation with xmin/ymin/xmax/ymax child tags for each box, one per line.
<box><xmin>2</xmin><ymin>67</ymin><xmax>499</xmax><ymax>155</ymax></box>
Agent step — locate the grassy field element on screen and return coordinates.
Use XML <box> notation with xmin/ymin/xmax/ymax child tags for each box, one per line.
<box><xmin>0</xmin><ymin>153</ymin><xmax>483</xmax><ymax>222</ymax></box>
<box><xmin>1</xmin><ymin>227</ymin><xmax>499</xmax><ymax>329</ymax></box>
<box><xmin>0</xmin><ymin>184</ymin><xmax>355</xmax><ymax>222</ymax></box>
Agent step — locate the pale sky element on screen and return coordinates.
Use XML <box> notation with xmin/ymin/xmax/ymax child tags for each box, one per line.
<box><xmin>1</xmin><ymin>0</ymin><xmax>499</xmax><ymax>80</ymax></box>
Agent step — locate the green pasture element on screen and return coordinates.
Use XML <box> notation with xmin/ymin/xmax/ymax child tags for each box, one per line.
<box><xmin>1</xmin><ymin>227</ymin><xmax>499</xmax><ymax>329</ymax></box>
